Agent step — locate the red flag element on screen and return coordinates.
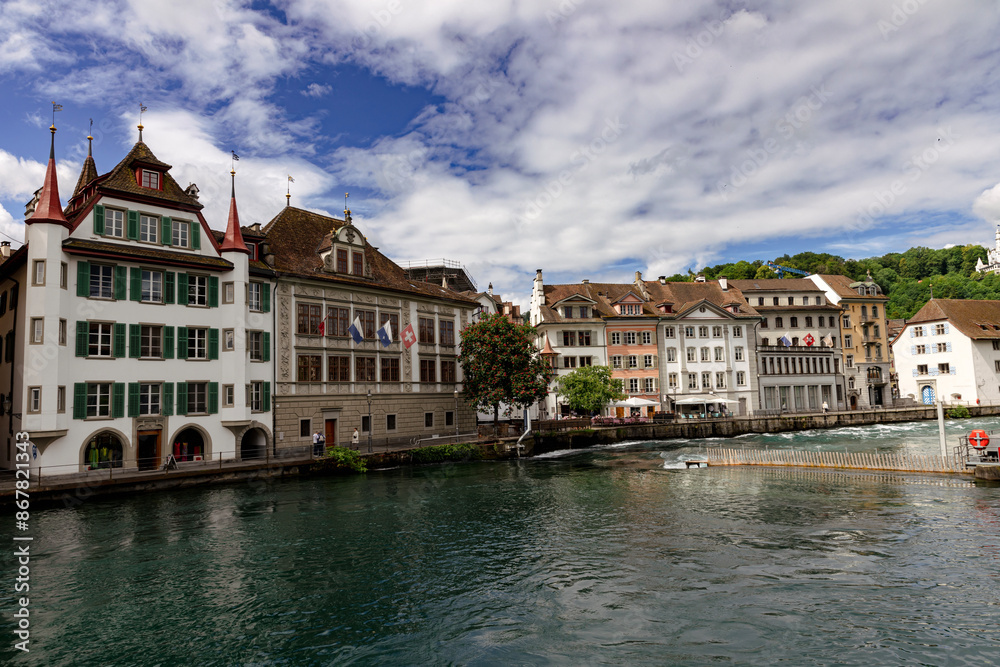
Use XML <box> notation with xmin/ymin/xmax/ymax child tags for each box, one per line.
<box><xmin>401</xmin><ymin>323</ymin><xmax>417</xmax><ymax>349</ymax></box>
<box><xmin>318</xmin><ymin>319</ymin><xmax>325</xmax><ymax>336</ymax></box>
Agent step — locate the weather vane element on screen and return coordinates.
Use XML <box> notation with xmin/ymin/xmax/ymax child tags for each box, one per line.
<box><xmin>51</xmin><ymin>101</ymin><xmax>62</xmax><ymax>127</ymax></box>
<box><xmin>231</xmin><ymin>150</ymin><xmax>239</xmax><ymax>173</ymax></box>
<box><xmin>138</xmin><ymin>102</ymin><xmax>147</xmax><ymax>140</ymax></box>
<box><xmin>345</xmin><ymin>192</ymin><xmax>349</xmax><ymax>212</ymax></box>
<box><xmin>286</xmin><ymin>175</ymin><xmax>294</xmax><ymax>206</ymax></box>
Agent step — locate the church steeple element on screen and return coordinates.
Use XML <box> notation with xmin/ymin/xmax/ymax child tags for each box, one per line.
<box><xmin>219</xmin><ymin>169</ymin><xmax>250</xmax><ymax>254</ymax></box>
<box><xmin>28</xmin><ymin>124</ymin><xmax>70</xmax><ymax>229</ymax></box>
<box><xmin>72</xmin><ymin>131</ymin><xmax>98</xmax><ymax>199</ymax></box>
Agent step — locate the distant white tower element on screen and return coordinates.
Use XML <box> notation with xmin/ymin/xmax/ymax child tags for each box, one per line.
<box><xmin>975</xmin><ymin>224</ymin><xmax>1000</xmax><ymax>274</ymax></box>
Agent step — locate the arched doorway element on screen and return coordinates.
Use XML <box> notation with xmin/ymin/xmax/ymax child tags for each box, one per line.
<box><xmin>171</xmin><ymin>427</ymin><xmax>207</xmax><ymax>462</ymax></box>
<box><xmin>921</xmin><ymin>385</ymin><xmax>935</xmax><ymax>405</ymax></box>
<box><xmin>240</xmin><ymin>428</ymin><xmax>267</xmax><ymax>461</ymax></box>
<box><xmin>849</xmin><ymin>395</ymin><xmax>858</xmax><ymax>410</ymax></box>
<box><xmin>84</xmin><ymin>432</ymin><xmax>124</xmax><ymax>470</ymax></box>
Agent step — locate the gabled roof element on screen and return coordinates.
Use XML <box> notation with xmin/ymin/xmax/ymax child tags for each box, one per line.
<box><xmin>905</xmin><ymin>298</ymin><xmax>1000</xmax><ymax>340</ymax></box>
<box><xmin>262</xmin><ymin>206</ymin><xmax>476</xmax><ymax>305</ymax></box>
<box><xmin>610</xmin><ymin>291</ymin><xmax>644</xmax><ymax>304</ymax></box>
<box><xmin>729</xmin><ymin>278</ymin><xmax>823</xmax><ymax>293</ymax></box>
<box><xmin>812</xmin><ymin>273</ymin><xmax>887</xmax><ymax>301</ymax></box>
<box><xmin>95</xmin><ymin>141</ymin><xmax>202</xmax><ymax>210</ymax></box>
<box><xmin>644</xmin><ymin>281</ymin><xmax>758</xmax><ymax>317</ymax></box>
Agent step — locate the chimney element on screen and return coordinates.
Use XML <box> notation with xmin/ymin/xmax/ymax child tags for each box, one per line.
<box><xmin>635</xmin><ymin>270</ymin><xmax>642</xmax><ymax>283</ymax></box>
<box><xmin>658</xmin><ymin>275</ymin><xmax>666</xmax><ymax>285</ymax></box>
<box><xmin>488</xmin><ymin>282</ymin><xmax>493</xmax><ymax>296</ymax></box>
<box><xmin>535</xmin><ymin>269</ymin><xmax>543</xmax><ymax>281</ymax></box>
<box><xmin>0</xmin><ymin>242</ymin><xmax>9</xmax><ymax>258</ymax></box>
<box><xmin>582</xmin><ymin>279</ymin><xmax>589</xmax><ymax>284</ymax></box>
<box><xmin>719</xmin><ymin>276</ymin><xmax>728</xmax><ymax>291</ymax></box>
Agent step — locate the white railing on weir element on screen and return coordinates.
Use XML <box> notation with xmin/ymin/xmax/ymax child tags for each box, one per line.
<box><xmin>706</xmin><ymin>447</ymin><xmax>969</xmax><ymax>474</ymax></box>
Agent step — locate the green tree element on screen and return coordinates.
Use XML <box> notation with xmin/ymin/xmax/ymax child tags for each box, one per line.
<box><xmin>554</xmin><ymin>365</ymin><xmax>625</xmax><ymax>415</ymax></box>
<box><xmin>458</xmin><ymin>313</ymin><xmax>551</xmax><ymax>430</ymax></box>
<box><xmin>754</xmin><ymin>264</ymin><xmax>777</xmax><ymax>279</ymax></box>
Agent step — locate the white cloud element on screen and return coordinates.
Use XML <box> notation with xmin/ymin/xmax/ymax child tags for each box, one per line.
<box><xmin>303</xmin><ymin>83</ymin><xmax>332</xmax><ymax>97</ymax></box>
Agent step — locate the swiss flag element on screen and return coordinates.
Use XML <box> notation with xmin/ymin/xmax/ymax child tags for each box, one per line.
<box><xmin>803</xmin><ymin>333</ymin><xmax>815</xmax><ymax>347</ymax></box>
<box><xmin>402</xmin><ymin>323</ymin><xmax>417</xmax><ymax>349</ymax></box>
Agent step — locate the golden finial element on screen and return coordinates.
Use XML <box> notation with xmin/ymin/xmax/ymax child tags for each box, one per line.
<box><xmin>138</xmin><ymin>102</ymin><xmax>147</xmax><ymax>141</ymax></box>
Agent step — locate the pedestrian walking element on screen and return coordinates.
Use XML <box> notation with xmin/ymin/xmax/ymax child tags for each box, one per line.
<box><xmin>822</xmin><ymin>401</ymin><xmax>829</xmax><ymax>413</ymax></box>
<box><xmin>352</xmin><ymin>428</ymin><xmax>360</xmax><ymax>448</ymax></box>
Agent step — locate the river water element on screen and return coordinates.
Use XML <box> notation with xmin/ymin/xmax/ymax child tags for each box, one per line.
<box><xmin>4</xmin><ymin>417</ymin><xmax>1000</xmax><ymax>665</ymax></box>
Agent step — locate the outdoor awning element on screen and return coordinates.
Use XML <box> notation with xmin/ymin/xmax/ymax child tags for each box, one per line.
<box><xmin>672</xmin><ymin>395</ymin><xmax>739</xmax><ymax>405</ymax></box>
<box><xmin>614</xmin><ymin>396</ymin><xmax>660</xmax><ymax>407</ymax></box>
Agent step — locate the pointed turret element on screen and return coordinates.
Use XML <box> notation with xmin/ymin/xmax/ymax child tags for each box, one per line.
<box><xmin>28</xmin><ymin>125</ymin><xmax>70</xmax><ymax>229</ymax></box>
<box><xmin>72</xmin><ymin>134</ymin><xmax>98</xmax><ymax>199</ymax></box>
<box><xmin>220</xmin><ymin>170</ymin><xmax>250</xmax><ymax>254</ymax></box>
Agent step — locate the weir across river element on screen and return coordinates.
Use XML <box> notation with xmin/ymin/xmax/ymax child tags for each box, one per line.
<box><xmin>707</xmin><ymin>447</ymin><xmax>969</xmax><ymax>474</ymax></box>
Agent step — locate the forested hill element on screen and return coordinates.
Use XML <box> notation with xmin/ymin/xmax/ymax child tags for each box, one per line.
<box><xmin>664</xmin><ymin>245</ymin><xmax>1000</xmax><ymax>319</ymax></box>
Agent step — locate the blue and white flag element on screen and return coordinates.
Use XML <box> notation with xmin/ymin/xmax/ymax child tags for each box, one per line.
<box><xmin>779</xmin><ymin>335</ymin><xmax>792</xmax><ymax>347</ymax></box>
<box><xmin>348</xmin><ymin>316</ymin><xmax>364</xmax><ymax>344</ymax></box>
<box><xmin>377</xmin><ymin>320</ymin><xmax>393</xmax><ymax>347</ymax></box>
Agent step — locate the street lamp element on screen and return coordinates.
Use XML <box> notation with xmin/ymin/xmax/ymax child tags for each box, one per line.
<box><xmin>454</xmin><ymin>389</ymin><xmax>460</xmax><ymax>436</ymax></box>
<box><xmin>366</xmin><ymin>389</ymin><xmax>373</xmax><ymax>453</ymax></box>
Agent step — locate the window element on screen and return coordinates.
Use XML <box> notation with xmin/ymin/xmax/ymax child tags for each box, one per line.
<box><xmin>57</xmin><ymin>386</ymin><xmax>65</xmax><ymax>412</ymax></box>
<box><xmin>619</xmin><ymin>303</ymin><xmax>641</xmax><ymax>315</ymax></box>
<box><xmin>139</xmin><ymin>383</ymin><xmax>160</xmax><ymax>416</ymax></box>
<box><xmin>379</xmin><ymin>313</ymin><xmax>398</xmax><ymax>342</ymax></box>
<box><xmin>382</xmin><ymin>357</ymin><xmax>401</xmax><ymax>382</ymax></box>
<box><xmin>760</xmin><ymin>319</ymin><xmax>769</xmax><ymax>329</ymax></box>
<box><xmin>446</xmin><ymin>411</ymin><xmax>454</xmax><ymax>426</ymax></box>
<box><xmin>249</xmin><ymin>331</ymin><xmax>264</xmax><ymax>361</ymax></box>
<box><xmin>297</xmin><ymin>355</ymin><xmax>322</xmax><ymax>381</ymax></box>
<box><xmin>336</xmin><ymin>249</ymin><xmax>348</xmax><ymax>273</ymax></box>
<box><xmin>441</xmin><ymin>360</ymin><xmax>456</xmax><ymax>382</ymax></box>
<box><xmin>874</xmin><ymin>325</ymin><xmax>880</xmax><ymax>338</ymax></box>
<box><xmin>90</xmin><ymin>264</ymin><xmax>114</xmax><ymax>299</ymax></box>
<box><xmin>140</xmin><ymin>325</ymin><xmax>162</xmax><ymax>359</ymax></box>
<box><xmin>913</xmin><ymin>326</ymin><xmax>924</xmax><ymax>337</ymax></box>
<box><xmin>224</xmin><ymin>385</ymin><xmax>235</xmax><ymax>407</ymax></box>
<box><xmin>688</xmin><ymin>373</ymin><xmax>698</xmax><ymax>389</ymax></box>
<box><xmin>686</xmin><ymin>348</ymin><xmax>696</xmax><ymax>362</ymax></box>
<box><xmin>563</xmin><ymin>356</ymin><xmax>577</xmax><ymax>369</ymax></box>
<box><xmin>644</xmin><ymin>354</ymin><xmax>656</xmax><ymax>368</ymax></box>
<box><xmin>172</xmin><ymin>219</ymin><xmax>190</xmax><ymax>247</ymax></box>
<box><xmin>641</xmin><ymin>331</ymin><xmax>652</xmax><ymax>345</ymax></box>
<box><xmin>579</xmin><ymin>331</ymin><xmax>592</xmax><ymax>346</ymax></box>
<box><xmin>224</xmin><ymin>329</ymin><xmax>234</xmax><ymax>351</ymax></box>
<box><xmin>938</xmin><ymin>363</ymin><xmax>951</xmax><ymax>374</ymax></box>
<box><xmin>579</xmin><ymin>356</ymin><xmax>592</xmax><ymax>367</ymax></box>
<box><xmin>701</xmin><ymin>372</ymin><xmax>711</xmax><ymax>388</ymax></box>
<box><xmin>627</xmin><ymin>355</ymin><xmax>638</xmax><ymax>369</ymax></box>
<box><xmin>610</xmin><ymin>332</ymin><xmax>621</xmax><ymax>345</ymax></box>
<box><xmin>761</xmin><ymin>338</ymin><xmax>769</xmax><ymax>346</ymax></box>
<box><xmin>700</xmin><ymin>347</ymin><xmax>710</xmax><ymax>362</ymax></box>
<box><xmin>425</xmin><ymin>412</ymin><xmax>434</xmax><ymax>428</ymax></box>
<box><xmin>716</xmin><ymin>372</ymin><xmax>726</xmax><ymax>389</ymax></box>
<box><xmin>872</xmin><ymin>306</ymin><xmax>879</xmax><ymax>318</ymax></box>
<box><xmin>790</xmin><ymin>317</ymin><xmax>798</xmax><ymax>328</ymax></box>
<box><xmin>993</xmin><ymin>341</ymin><xmax>1000</xmax><ymax>351</ymax></box>
<box><xmin>563</xmin><ymin>306</ymin><xmax>573</xmax><ymax>318</ymax></box>
<box><xmin>668</xmin><ymin>373</ymin><xmax>678</xmax><ymax>388</ymax></box>
<box><xmin>918</xmin><ymin>364</ymin><xmax>929</xmax><ymax>375</ymax></box>
<box><xmin>712</xmin><ymin>326</ymin><xmax>722</xmax><ymax>338</ymax></box>
<box><xmin>698</xmin><ymin>326</ymin><xmax>709</xmax><ymax>337</ymax></box>
<box><xmin>89</xmin><ymin>322</ymin><xmax>113</xmax><ymax>357</ymax></box>
<box><xmin>352</xmin><ymin>251</ymin><xmax>364</xmax><ymax>276</ymax></box>
<box><xmin>805</xmin><ymin>316</ymin><xmax>813</xmax><ymax>328</ymax></box>
<box><xmin>297</xmin><ymin>304</ymin><xmax>322</xmax><ymax>335</ymax></box>
<box><xmin>773</xmin><ymin>297</ymin><xmax>779</xmax><ymax>306</ymax></box>
<box><xmin>187</xmin><ymin>382</ymin><xmax>207</xmax><ymax>414</ymax></box>
<box><xmin>735</xmin><ymin>346</ymin><xmax>744</xmax><ymax>361</ymax></box>
<box><xmin>667</xmin><ymin>347</ymin><xmax>677</xmax><ymax>362</ymax></box>
<box><xmin>186</xmin><ymin>327</ymin><xmax>207</xmax><ymax>359</ymax></box>
<box><xmin>934</xmin><ymin>324</ymin><xmax>946</xmax><ymax>335</ymax></box>
<box><xmin>714</xmin><ymin>347</ymin><xmax>724</xmax><ymax>362</ymax></box>
<box><xmin>802</xmin><ymin>297</ymin><xmax>810</xmax><ymax>305</ymax></box>
<box><xmin>140</xmin><ymin>214</ymin><xmax>158</xmax><ymax>243</ymax></box>
<box><xmin>248</xmin><ymin>382</ymin><xmax>265</xmax><ymax>412</ymax></box>
<box><xmin>188</xmin><ymin>275</ymin><xmax>209</xmax><ymax>306</ymax></box>
<box><xmin>561</xmin><ymin>329</ymin><xmax>576</xmax><ymax>347</ymax></box>
<box><xmin>248</xmin><ymin>282</ymin><xmax>263</xmax><ymax>311</ymax></box>
<box><xmin>59</xmin><ymin>319</ymin><xmax>66</xmax><ymax>346</ymax></box>
<box><xmin>757</xmin><ymin>297</ymin><xmax>764</xmax><ymax>306</ymax></box>
<box><xmin>611</xmin><ymin>355</ymin><xmax>623</xmax><ymax>369</ymax></box>
<box><xmin>386</xmin><ymin>414</ymin><xmax>397</xmax><ymax>431</ymax></box>
<box><xmin>141</xmin><ymin>270</ymin><xmax>163</xmax><ymax>303</ymax></box>
<box><xmin>28</xmin><ymin>387</ymin><xmax>40</xmax><ymax>413</ymax></box>
<box><xmin>775</xmin><ymin>317</ymin><xmax>783</xmax><ymax>328</ymax></box>
<box><xmin>221</xmin><ymin>282</ymin><xmax>234</xmax><ymax>305</ymax></box>
<box><xmin>439</xmin><ymin>320</ymin><xmax>455</xmax><ymax>346</ymax></box>
<box><xmin>664</xmin><ymin>327</ymin><xmax>675</xmax><ymax>338</ymax></box>
<box><xmin>329</xmin><ymin>356</ymin><xmax>351</xmax><ymax>382</ymax></box>
<box><xmin>624</xmin><ymin>332</ymin><xmax>637</xmax><ymax>345</ymax></box>
<box><xmin>684</xmin><ymin>326</ymin><xmax>695</xmax><ymax>338</ymax></box>
<box><xmin>629</xmin><ymin>378</ymin><xmax>639</xmax><ymax>393</ymax></box>
<box><xmin>140</xmin><ymin>170</ymin><xmax>160</xmax><ymax>189</ymax></box>
<box><xmin>842</xmin><ymin>316</ymin><xmax>851</xmax><ymax>328</ymax></box>
<box><xmin>328</xmin><ymin>307</ymin><xmax>350</xmax><ymax>337</ymax></box>
<box><xmin>104</xmin><ymin>208</ymin><xmax>125</xmax><ymax>237</ymax></box>
<box><xmin>737</xmin><ymin>371</ymin><xmax>746</xmax><ymax>386</ymax></box>
<box><xmin>786</xmin><ymin>297</ymin><xmax>794</xmax><ymax>305</ymax></box>
<box><xmin>844</xmin><ymin>334</ymin><xmax>853</xmax><ymax>348</ymax></box>
<box><xmin>420</xmin><ymin>359</ymin><xmax>436</xmax><ymax>383</ymax></box>
<box><xmin>732</xmin><ymin>326</ymin><xmax>742</xmax><ymax>337</ymax></box>
<box><xmin>916</xmin><ymin>345</ymin><xmax>926</xmax><ymax>355</ymax></box>
<box><xmin>355</xmin><ymin>357</ymin><xmax>376</xmax><ymax>382</ymax></box>
<box><xmin>419</xmin><ymin>317</ymin><xmax>436</xmax><ymax>344</ymax></box>
<box><xmin>32</xmin><ymin>260</ymin><xmax>45</xmax><ymax>286</ymax></box>
<box><xmin>644</xmin><ymin>377</ymin><xmax>657</xmax><ymax>393</ymax></box>
<box><xmin>30</xmin><ymin>318</ymin><xmax>43</xmax><ymax>344</ymax></box>
<box><xmin>846</xmin><ymin>354</ymin><xmax>854</xmax><ymax>368</ymax></box>
<box><xmin>579</xmin><ymin>307</ymin><xmax>590</xmax><ymax>318</ymax></box>
<box><xmin>87</xmin><ymin>383</ymin><xmax>112</xmax><ymax>418</ymax></box>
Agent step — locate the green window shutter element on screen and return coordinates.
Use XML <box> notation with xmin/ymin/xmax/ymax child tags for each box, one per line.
<box><xmin>128</xmin><ymin>382</ymin><xmax>140</xmax><ymax>418</ymax></box>
<box><xmin>263</xmin><ymin>331</ymin><xmax>270</xmax><ymax>362</ymax></box>
<box><xmin>176</xmin><ymin>382</ymin><xmax>188</xmax><ymax>416</ymax></box>
<box><xmin>208</xmin><ymin>382</ymin><xmax>218</xmax><ymax>414</ymax></box>
<box><xmin>127</xmin><ymin>210</ymin><xmax>139</xmax><ymax>240</ymax></box>
<box><xmin>177</xmin><ymin>327</ymin><xmax>188</xmax><ymax>360</ymax></box>
<box><xmin>76</xmin><ymin>321</ymin><xmax>89</xmax><ymax>357</ymax></box>
<box><xmin>163</xmin><ymin>326</ymin><xmax>174</xmax><ymax>359</ymax></box>
<box><xmin>94</xmin><ymin>205</ymin><xmax>105</xmax><ymax>235</ymax></box>
<box><xmin>164</xmin><ymin>272</ymin><xmax>175</xmax><ymax>304</ymax></box>
<box><xmin>73</xmin><ymin>383</ymin><xmax>87</xmax><ymax>420</ymax></box>
<box><xmin>113</xmin><ymin>322</ymin><xmax>126</xmax><ymax>358</ymax></box>
<box><xmin>77</xmin><ymin>261</ymin><xmax>90</xmax><ymax>297</ymax></box>
<box><xmin>162</xmin><ymin>382</ymin><xmax>174</xmax><ymax>416</ymax></box>
<box><xmin>263</xmin><ymin>382</ymin><xmax>271</xmax><ymax>413</ymax></box>
<box><xmin>208</xmin><ymin>328</ymin><xmax>219</xmax><ymax>360</ymax></box>
<box><xmin>112</xmin><ymin>383</ymin><xmax>125</xmax><ymax>419</ymax></box>
<box><xmin>262</xmin><ymin>285</ymin><xmax>270</xmax><ymax>313</ymax></box>
<box><xmin>129</xmin><ymin>324</ymin><xmax>140</xmax><ymax>358</ymax></box>
<box><xmin>130</xmin><ymin>267</ymin><xmax>141</xmax><ymax>301</ymax></box>
<box><xmin>114</xmin><ymin>265</ymin><xmax>127</xmax><ymax>300</ymax></box>
<box><xmin>177</xmin><ymin>273</ymin><xmax>188</xmax><ymax>305</ymax></box>
<box><xmin>209</xmin><ymin>277</ymin><xmax>219</xmax><ymax>308</ymax></box>
<box><xmin>161</xmin><ymin>216</ymin><xmax>172</xmax><ymax>246</ymax></box>
<box><xmin>191</xmin><ymin>222</ymin><xmax>201</xmax><ymax>250</ymax></box>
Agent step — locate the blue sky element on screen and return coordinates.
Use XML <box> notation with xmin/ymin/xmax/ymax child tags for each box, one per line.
<box><xmin>4</xmin><ymin>1</ymin><xmax>1000</xmax><ymax>305</ymax></box>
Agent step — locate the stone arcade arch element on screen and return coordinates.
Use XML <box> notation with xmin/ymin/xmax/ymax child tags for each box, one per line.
<box><xmin>239</xmin><ymin>426</ymin><xmax>270</xmax><ymax>461</ymax></box>
<box><xmin>167</xmin><ymin>425</ymin><xmax>212</xmax><ymax>462</ymax></box>
<box><xmin>80</xmin><ymin>429</ymin><xmax>129</xmax><ymax>471</ymax></box>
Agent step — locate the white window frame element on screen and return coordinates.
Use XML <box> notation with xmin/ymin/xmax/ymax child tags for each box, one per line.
<box><xmin>104</xmin><ymin>208</ymin><xmax>125</xmax><ymax>238</ymax></box>
<box><xmin>139</xmin><ymin>383</ymin><xmax>161</xmax><ymax>416</ymax></box>
<box><xmin>139</xmin><ymin>213</ymin><xmax>159</xmax><ymax>243</ymax></box>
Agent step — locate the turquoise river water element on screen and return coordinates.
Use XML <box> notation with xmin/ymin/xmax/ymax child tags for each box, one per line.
<box><xmin>3</xmin><ymin>417</ymin><xmax>1000</xmax><ymax>665</ymax></box>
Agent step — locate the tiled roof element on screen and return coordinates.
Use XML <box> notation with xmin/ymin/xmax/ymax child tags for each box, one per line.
<box><xmin>62</xmin><ymin>239</ymin><xmax>234</xmax><ymax>271</ymax></box>
<box><xmin>729</xmin><ymin>278</ymin><xmax>823</xmax><ymax>292</ymax></box>
<box><xmin>72</xmin><ymin>154</ymin><xmax>98</xmax><ymax>200</ymax></box>
<box><xmin>907</xmin><ymin>298</ymin><xmax>1000</xmax><ymax>339</ymax></box>
<box><xmin>96</xmin><ymin>141</ymin><xmax>202</xmax><ymax>210</ymax></box>
<box><xmin>645</xmin><ymin>281</ymin><xmax>758</xmax><ymax>317</ymax></box>
<box><xmin>261</xmin><ymin>206</ymin><xmax>477</xmax><ymax>305</ymax></box>
<box><xmin>813</xmin><ymin>273</ymin><xmax>887</xmax><ymax>301</ymax></box>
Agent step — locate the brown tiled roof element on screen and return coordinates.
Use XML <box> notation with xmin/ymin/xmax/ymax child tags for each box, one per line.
<box><xmin>73</xmin><ymin>155</ymin><xmax>99</xmax><ymax>200</ymax></box>
<box><xmin>814</xmin><ymin>273</ymin><xmax>887</xmax><ymax>301</ymax></box>
<box><xmin>644</xmin><ymin>281</ymin><xmax>758</xmax><ymax>317</ymax></box>
<box><xmin>62</xmin><ymin>239</ymin><xmax>234</xmax><ymax>271</ymax></box>
<box><xmin>96</xmin><ymin>141</ymin><xmax>202</xmax><ymax>210</ymax></box>
<box><xmin>729</xmin><ymin>278</ymin><xmax>824</xmax><ymax>292</ymax></box>
<box><xmin>752</xmin><ymin>305</ymin><xmax>842</xmax><ymax>313</ymax></box>
<box><xmin>907</xmin><ymin>298</ymin><xmax>1000</xmax><ymax>339</ymax></box>
<box><xmin>261</xmin><ymin>206</ymin><xmax>477</xmax><ymax>305</ymax></box>
<box><xmin>539</xmin><ymin>283</ymin><xmax>649</xmax><ymax>322</ymax></box>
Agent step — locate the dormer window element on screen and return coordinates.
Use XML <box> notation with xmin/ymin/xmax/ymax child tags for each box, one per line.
<box><xmin>140</xmin><ymin>169</ymin><xmax>161</xmax><ymax>190</ymax></box>
<box><xmin>352</xmin><ymin>251</ymin><xmax>364</xmax><ymax>276</ymax></box>
<box><xmin>619</xmin><ymin>303</ymin><xmax>641</xmax><ymax>315</ymax></box>
<box><xmin>336</xmin><ymin>249</ymin><xmax>348</xmax><ymax>273</ymax></box>
<box><xmin>658</xmin><ymin>304</ymin><xmax>673</xmax><ymax>314</ymax></box>
<box><xmin>563</xmin><ymin>306</ymin><xmax>573</xmax><ymax>318</ymax></box>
